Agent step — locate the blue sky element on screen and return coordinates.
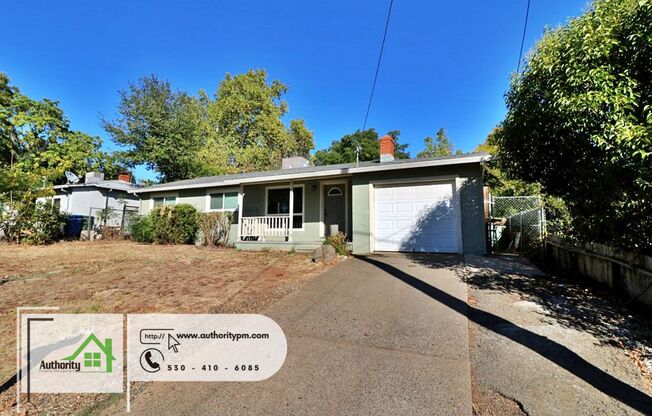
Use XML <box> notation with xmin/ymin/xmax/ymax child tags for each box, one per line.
<box><xmin>1</xmin><ymin>0</ymin><xmax>588</xmax><ymax>181</ymax></box>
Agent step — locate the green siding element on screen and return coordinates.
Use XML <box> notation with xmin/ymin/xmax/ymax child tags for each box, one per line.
<box><xmin>351</xmin><ymin>181</ymin><xmax>370</xmax><ymax>254</ymax></box>
<box><xmin>178</xmin><ymin>189</ymin><xmax>206</xmax><ymax>211</ymax></box>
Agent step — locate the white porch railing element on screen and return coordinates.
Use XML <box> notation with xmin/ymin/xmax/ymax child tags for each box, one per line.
<box><xmin>240</xmin><ymin>215</ymin><xmax>290</xmax><ymax>241</ymax></box>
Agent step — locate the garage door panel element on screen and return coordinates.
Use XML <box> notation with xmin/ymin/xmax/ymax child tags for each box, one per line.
<box><xmin>395</xmin><ymin>202</ymin><xmax>412</xmax><ymax>213</ymax></box>
<box><xmin>374</xmin><ymin>182</ymin><xmax>460</xmax><ymax>253</ymax></box>
<box><xmin>394</xmin><ymin>187</ymin><xmax>413</xmax><ymax>198</ymax></box>
<box><xmin>375</xmin><ymin>201</ymin><xmax>394</xmax><ymax>214</ymax></box>
<box><xmin>375</xmin><ymin>187</ymin><xmax>394</xmax><ymax>199</ymax></box>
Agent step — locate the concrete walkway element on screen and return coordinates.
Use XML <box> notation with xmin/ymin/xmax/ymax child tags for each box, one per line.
<box><xmin>125</xmin><ymin>254</ymin><xmax>472</xmax><ymax>415</ymax></box>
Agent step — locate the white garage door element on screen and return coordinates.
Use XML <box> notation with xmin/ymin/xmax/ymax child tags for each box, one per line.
<box><xmin>374</xmin><ymin>182</ymin><xmax>461</xmax><ymax>253</ymax></box>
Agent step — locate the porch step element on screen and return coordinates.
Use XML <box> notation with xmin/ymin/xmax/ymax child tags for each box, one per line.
<box><xmin>235</xmin><ymin>240</ymin><xmax>324</xmax><ymax>253</ymax></box>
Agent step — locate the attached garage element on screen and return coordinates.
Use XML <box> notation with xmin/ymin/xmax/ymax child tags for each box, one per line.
<box><xmin>373</xmin><ymin>181</ymin><xmax>462</xmax><ymax>253</ymax></box>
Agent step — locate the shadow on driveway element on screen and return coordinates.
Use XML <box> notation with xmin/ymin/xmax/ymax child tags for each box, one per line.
<box><xmin>357</xmin><ymin>254</ymin><xmax>652</xmax><ymax>415</ymax></box>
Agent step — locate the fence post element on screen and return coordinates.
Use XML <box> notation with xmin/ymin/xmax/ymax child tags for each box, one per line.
<box><xmin>120</xmin><ymin>205</ymin><xmax>126</xmax><ymax>234</ymax></box>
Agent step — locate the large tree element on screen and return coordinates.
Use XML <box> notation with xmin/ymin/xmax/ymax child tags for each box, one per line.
<box><xmin>102</xmin><ymin>75</ymin><xmax>204</xmax><ymax>182</ymax></box>
<box><xmin>201</xmin><ymin>70</ymin><xmax>314</xmax><ymax>174</ymax></box>
<box><xmin>1</xmin><ymin>73</ymin><xmax>119</xmax><ymax>183</ymax></box>
<box><xmin>0</xmin><ymin>73</ymin><xmax>121</xmax><ymax>241</ymax></box>
<box><xmin>495</xmin><ymin>0</ymin><xmax>652</xmax><ymax>253</ymax></box>
<box><xmin>105</xmin><ymin>71</ymin><xmax>315</xmax><ymax>179</ymax></box>
<box><xmin>313</xmin><ymin>129</ymin><xmax>409</xmax><ymax>166</ymax></box>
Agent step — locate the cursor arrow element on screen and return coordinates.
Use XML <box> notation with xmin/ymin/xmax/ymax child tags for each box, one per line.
<box><xmin>168</xmin><ymin>333</ymin><xmax>180</xmax><ymax>353</ymax></box>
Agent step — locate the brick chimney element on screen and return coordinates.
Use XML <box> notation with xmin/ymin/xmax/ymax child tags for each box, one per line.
<box><xmin>117</xmin><ymin>172</ymin><xmax>132</xmax><ymax>183</ymax></box>
<box><xmin>379</xmin><ymin>135</ymin><xmax>395</xmax><ymax>162</ymax></box>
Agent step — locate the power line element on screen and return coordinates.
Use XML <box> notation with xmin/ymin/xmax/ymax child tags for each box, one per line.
<box><xmin>362</xmin><ymin>0</ymin><xmax>395</xmax><ymax>131</ymax></box>
<box><xmin>516</xmin><ymin>0</ymin><xmax>532</xmax><ymax>74</ymax></box>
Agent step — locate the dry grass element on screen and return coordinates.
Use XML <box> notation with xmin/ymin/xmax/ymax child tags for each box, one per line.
<box><xmin>0</xmin><ymin>241</ymin><xmax>334</xmax><ymax>414</ymax></box>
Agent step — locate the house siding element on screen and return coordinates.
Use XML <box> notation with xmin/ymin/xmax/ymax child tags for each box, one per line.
<box><xmin>50</xmin><ymin>187</ymin><xmax>138</xmax><ymax>216</ymax></box>
<box><xmin>351</xmin><ymin>163</ymin><xmax>486</xmax><ymax>255</ymax></box>
<box><xmin>136</xmin><ymin>162</ymin><xmax>486</xmax><ymax>254</ymax></box>
<box><xmin>141</xmin><ymin>187</ymin><xmax>240</xmax><ymax>244</ymax></box>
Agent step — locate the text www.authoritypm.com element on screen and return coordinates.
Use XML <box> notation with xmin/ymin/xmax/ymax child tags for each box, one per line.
<box><xmin>175</xmin><ymin>331</ymin><xmax>270</xmax><ymax>341</ymax></box>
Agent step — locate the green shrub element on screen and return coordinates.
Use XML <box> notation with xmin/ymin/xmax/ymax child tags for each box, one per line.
<box><xmin>129</xmin><ymin>215</ymin><xmax>153</xmax><ymax>243</ymax></box>
<box><xmin>323</xmin><ymin>232</ymin><xmax>350</xmax><ymax>256</ymax></box>
<box><xmin>150</xmin><ymin>204</ymin><xmax>198</xmax><ymax>244</ymax></box>
<box><xmin>21</xmin><ymin>202</ymin><xmax>67</xmax><ymax>245</ymax></box>
<box><xmin>197</xmin><ymin>211</ymin><xmax>233</xmax><ymax>246</ymax></box>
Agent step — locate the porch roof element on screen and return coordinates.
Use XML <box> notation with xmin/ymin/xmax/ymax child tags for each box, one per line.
<box><xmin>130</xmin><ymin>152</ymin><xmax>491</xmax><ymax>194</ymax></box>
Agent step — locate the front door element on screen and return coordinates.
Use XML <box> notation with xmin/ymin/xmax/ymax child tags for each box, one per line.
<box><xmin>324</xmin><ymin>184</ymin><xmax>346</xmax><ymax>236</ymax></box>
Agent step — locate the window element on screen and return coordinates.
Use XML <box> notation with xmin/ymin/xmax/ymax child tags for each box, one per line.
<box><xmin>84</xmin><ymin>352</ymin><xmax>101</xmax><ymax>368</ymax></box>
<box><xmin>327</xmin><ymin>187</ymin><xmax>343</xmax><ymax>197</ymax></box>
<box><xmin>210</xmin><ymin>192</ymin><xmax>238</xmax><ymax>211</ymax></box>
<box><xmin>153</xmin><ymin>196</ymin><xmax>176</xmax><ymax>207</ymax></box>
<box><xmin>52</xmin><ymin>198</ymin><xmax>61</xmax><ymax>210</ymax></box>
<box><xmin>266</xmin><ymin>187</ymin><xmax>303</xmax><ymax>229</ymax></box>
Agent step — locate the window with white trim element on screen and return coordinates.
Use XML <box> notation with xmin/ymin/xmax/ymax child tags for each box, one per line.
<box><xmin>153</xmin><ymin>196</ymin><xmax>176</xmax><ymax>207</ymax></box>
<box><xmin>210</xmin><ymin>192</ymin><xmax>238</xmax><ymax>211</ymax></box>
<box><xmin>266</xmin><ymin>187</ymin><xmax>303</xmax><ymax>229</ymax></box>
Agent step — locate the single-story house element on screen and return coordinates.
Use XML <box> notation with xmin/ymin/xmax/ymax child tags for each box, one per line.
<box><xmin>131</xmin><ymin>136</ymin><xmax>491</xmax><ymax>255</ymax></box>
<box><xmin>40</xmin><ymin>172</ymin><xmax>139</xmax><ymax>218</ymax></box>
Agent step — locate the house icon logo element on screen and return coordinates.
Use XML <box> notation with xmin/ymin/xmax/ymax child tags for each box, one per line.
<box><xmin>62</xmin><ymin>333</ymin><xmax>116</xmax><ymax>373</ymax></box>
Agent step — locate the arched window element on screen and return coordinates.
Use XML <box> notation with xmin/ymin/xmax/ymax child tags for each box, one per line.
<box><xmin>327</xmin><ymin>187</ymin><xmax>343</xmax><ymax>197</ymax></box>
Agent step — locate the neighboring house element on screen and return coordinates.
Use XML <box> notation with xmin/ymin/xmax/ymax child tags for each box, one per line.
<box><xmin>62</xmin><ymin>333</ymin><xmax>116</xmax><ymax>373</ymax></box>
<box><xmin>131</xmin><ymin>136</ymin><xmax>491</xmax><ymax>255</ymax></box>
<box><xmin>39</xmin><ymin>172</ymin><xmax>140</xmax><ymax>217</ymax></box>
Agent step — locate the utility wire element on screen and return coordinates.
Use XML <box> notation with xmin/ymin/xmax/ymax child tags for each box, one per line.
<box><xmin>362</xmin><ymin>0</ymin><xmax>395</xmax><ymax>131</ymax></box>
<box><xmin>516</xmin><ymin>0</ymin><xmax>532</xmax><ymax>74</ymax></box>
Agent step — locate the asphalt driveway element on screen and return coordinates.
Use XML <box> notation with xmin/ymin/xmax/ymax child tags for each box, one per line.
<box><xmin>122</xmin><ymin>253</ymin><xmax>472</xmax><ymax>415</ymax></box>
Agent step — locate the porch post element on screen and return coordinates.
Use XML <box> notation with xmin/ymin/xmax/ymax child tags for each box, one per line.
<box><xmin>288</xmin><ymin>182</ymin><xmax>294</xmax><ymax>242</ymax></box>
<box><xmin>237</xmin><ymin>185</ymin><xmax>244</xmax><ymax>242</ymax></box>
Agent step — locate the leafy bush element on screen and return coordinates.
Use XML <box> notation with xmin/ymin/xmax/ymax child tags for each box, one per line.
<box><xmin>323</xmin><ymin>232</ymin><xmax>350</xmax><ymax>256</ymax></box>
<box><xmin>129</xmin><ymin>215</ymin><xmax>153</xmax><ymax>243</ymax></box>
<box><xmin>20</xmin><ymin>202</ymin><xmax>68</xmax><ymax>245</ymax></box>
<box><xmin>197</xmin><ymin>211</ymin><xmax>233</xmax><ymax>246</ymax></box>
<box><xmin>149</xmin><ymin>204</ymin><xmax>198</xmax><ymax>244</ymax></box>
<box><xmin>496</xmin><ymin>0</ymin><xmax>652</xmax><ymax>253</ymax></box>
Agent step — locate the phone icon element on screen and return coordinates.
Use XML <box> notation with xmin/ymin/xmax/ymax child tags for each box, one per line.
<box><xmin>140</xmin><ymin>348</ymin><xmax>164</xmax><ymax>373</ymax></box>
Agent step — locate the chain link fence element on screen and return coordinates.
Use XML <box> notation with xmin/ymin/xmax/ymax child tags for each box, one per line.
<box><xmin>488</xmin><ymin>195</ymin><xmax>545</xmax><ymax>252</ymax></box>
<box><xmin>81</xmin><ymin>206</ymin><xmax>139</xmax><ymax>240</ymax></box>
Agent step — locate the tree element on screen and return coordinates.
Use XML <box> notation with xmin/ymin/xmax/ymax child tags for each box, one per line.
<box><xmin>313</xmin><ymin>128</ymin><xmax>409</xmax><ymax>166</ymax></box>
<box><xmin>105</xmin><ymin>71</ymin><xmax>315</xmax><ymax>179</ymax></box>
<box><xmin>287</xmin><ymin>119</ymin><xmax>314</xmax><ymax>158</ymax></box>
<box><xmin>0</xmin><ymin>73</ymin><xmax>119</xmax><ymax>182</ymax></box>
<box><xmin>102</xmin><ymin>75</ymin><xmax>204</xmax><ymax>182</ymax></box>
<box><xmin>475</xmin><ymin>128</ymin><xmax>572</xmax><ymax>235</ymax></box>
<box><xmin>474</xmin><ymin>127</ymin><xmax>542</xmax><ymax>196</ymax></box>
<box><xmin>202</xmin><ymin>70</ymin><xmax>314</xmax><ymax>174</ymax></box>
<box><xmin>0</xmin><ymin>72</ymin><xmax>120</xmax><ymax>241</ymax></box>
<box><xmin>495</xmin><ymin>0</ymin><xmax>652</xmax><ymax>253</ymax></box>
<box><xmin>417</xmin><ymin>128</ymin><xmax>456</xmax><ymax>158</ymax></box>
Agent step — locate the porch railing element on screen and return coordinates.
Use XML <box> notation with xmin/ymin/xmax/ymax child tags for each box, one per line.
<box><xmin>240</xmin><ymin>215</ymin><xmax>290</xmax><ymax>241</ymax></box>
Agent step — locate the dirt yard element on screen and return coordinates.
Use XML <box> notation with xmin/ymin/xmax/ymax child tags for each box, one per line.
<box><xmin>0</xmin><ymin>241</ymin><xmax>335</xmax><ymax>415</ymax></box>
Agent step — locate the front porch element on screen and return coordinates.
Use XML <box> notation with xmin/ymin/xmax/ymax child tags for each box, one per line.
<box><xmin>233</xmin><ymin>178</ymin><xmax>351</xmax><ymax>251</ymax></box>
